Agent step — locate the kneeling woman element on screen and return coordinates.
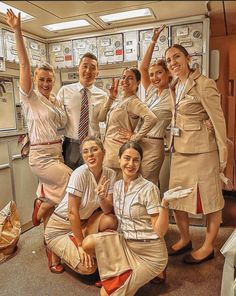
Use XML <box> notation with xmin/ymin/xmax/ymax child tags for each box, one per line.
<box><xmin>83</xmin><ymin>141</ymin><xmax>192</xmax><ymax>296</ymax></box>
<box><xmin>45</xmin><ymin>137</ymin><xmax>118</xmax><ymax>274</ymax></box>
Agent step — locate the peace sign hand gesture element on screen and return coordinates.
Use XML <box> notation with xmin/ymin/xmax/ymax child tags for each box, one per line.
<box><xmin>6</xmin><ymin>9</ymin><xmax>21</xmax><ymax>31</ymax></box>
<box><xmin>96</xmin><ymin>176</ymin><xmax>110</xmax><ymax>202</ymax></box>
<box><xmin>109</xmin><ymin>77</ymin><xmax>119</xmax><ymax>100</ymax></box>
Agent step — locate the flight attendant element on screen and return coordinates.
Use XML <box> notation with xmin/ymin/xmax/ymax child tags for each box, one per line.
<box><xmin>45</xmin><ymin>136</ymin><xmax>117</xmax><ymax>274</ymax></box>
<box><xmin>6</xmin><ymin>10</ymin><xmax>72</xmax><ymax>228</ymax></box>
<box><xmin>139</xmin><ymin>25</ymin><xmax>172</xmax><ymax>184</ymax></box>
<box><xmin>57</xmin><ymin>52</ymin><xmax>108</xmax><ymax>170</ymax></box>
<box><xmin>82</xmin><ymin>141</ymin><xmax>192</xmax><ymax>296</ymax></box>
<box><xmin>98</xmin><ymin>67</ymin><xmax>157</xmax><ymax>180</ymax></box>
<box><xmin>165</xmin><ymin>44</ymin><xmax>228</xmax><ymax>263</ymax></box>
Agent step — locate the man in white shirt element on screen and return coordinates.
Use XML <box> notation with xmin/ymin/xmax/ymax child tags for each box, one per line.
<box><xmin>57</xmin><ymin>52</ymin><xmax>108</xmax><ymax>170</ymax></box>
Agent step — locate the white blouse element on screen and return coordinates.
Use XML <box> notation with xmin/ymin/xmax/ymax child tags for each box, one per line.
<box><xmin>55</xmin><ymin>164</ymin><xmax>116</xmax><ymax>220</ymax></box>
<box><xmin>113</xmin><ymin>175</ymin><xmax>161</xmax><ymax>240</ymax></box>
<box><xmin>20</xmin><ymin>88</ymin><xmax>67</xmax><ymax>144</ymax></box>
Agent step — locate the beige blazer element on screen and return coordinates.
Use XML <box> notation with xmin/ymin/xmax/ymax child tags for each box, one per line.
<box><xmin>169</xmin><ymin>69</ymin><xmax>228</xmax><ymax>167</ymax></box>
<box><xmin>101</xmin><ymin>95</ymin><xmax>157</xmax><ymax>168</ymax></box>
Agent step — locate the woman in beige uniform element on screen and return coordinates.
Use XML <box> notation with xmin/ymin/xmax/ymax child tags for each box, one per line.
<box><xmin>98</xmin><ymin>67</ymin><xmax>157</xmax><ymax>180</ymax></box>
<box><xmin>45</xmin><ymin>136</ymin><xmax>117</xmax><ymax>274</ymax></box>
<box><xmin>6</xmin><ymin>10</ymin><xmax>72</xmax><ymax>228</ymax></box>
<box><xmin>139</xmin><ymin>25</ymin><xmax>172</xmax><ymax>184</ymax></box>
<box><xmin>82</xmin><ymin>141</ymin><xmax>192</xmax><ymax>296</ymax></box>
<box><xmin>165</xmin><ymin>44</ymin><xmax>228</xmax><ymax>263</ymax></box>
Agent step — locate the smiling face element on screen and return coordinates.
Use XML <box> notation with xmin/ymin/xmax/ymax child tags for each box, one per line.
<box><xmin>165</xmin><ymin>47</ymin><xmax>191</xmax><ymax>79</ymax></box>
<box><xmin>119</xmin><ymin>148</ymin><xmax>141</xmax><ymax>181</ymax></box>
<box><xmin>78</xmin><ymin>57</ymin><xmax>99</xmax><ymax>87</ymax></box>
<box><xmin>148</xmin><ymin>64</ymin><xmax>170</xmax><ymax>91</ymax></box>
<box><xmin>34</xmin><ymin>69</ymin><xmax>55</xmax><ymax>99</ymax></box>
<box><xmin>120</xmin><ymin>69</ymin><xmax>140</xmax><ymax>97</ymax></box>
<box><xmin>81</xmin><ymin>140</ymin><xmax>104</xmax><ymax>171</ymax></box>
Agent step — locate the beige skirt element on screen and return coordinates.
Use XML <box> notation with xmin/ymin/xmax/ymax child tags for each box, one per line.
<box><xmin>103</xmin><ymin>138</ymin><xmax>121</xmax><ymax>169</ymax></box>
<box><xmin>29</xmin><ymin>143</ymin><xmax>72</xmax><ymax>204</ymax></box>
<box><xmin>140</xmin><ymin>137</ymin><xmax>165</xmax><ymax>184</ymax></box>
<box><xmin>44</xmin><ymin>211</ymin><xmax>103</xmax><ymax>274</ymax></box>
<box><xmin>169</xmin><ymin>150</ymin><xmax>224</xmax><ymax>215</ymax></box>
<box><xmin>92</xmin><ymin>231</ymin><xmax>168</xmax><ymax>296</ymax></box>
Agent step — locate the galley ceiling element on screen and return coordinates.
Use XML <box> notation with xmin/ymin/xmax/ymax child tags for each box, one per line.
<box><xmin>0</xmin><ymin>1</ymin><xmax>235</xmax><ymax>40</ymax></box>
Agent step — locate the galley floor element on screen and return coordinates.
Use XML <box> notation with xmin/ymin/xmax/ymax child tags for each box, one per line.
<box><xmin>1</xmin><ymin>220</ymin><xmax>234</xmax><ymax>296</ymax></box>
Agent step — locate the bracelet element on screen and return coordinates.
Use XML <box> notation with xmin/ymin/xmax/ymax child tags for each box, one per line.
<box><xmin>157</xmin><ymin>204</ymin><xmax>169</xmax><ymax>209</ymax></box>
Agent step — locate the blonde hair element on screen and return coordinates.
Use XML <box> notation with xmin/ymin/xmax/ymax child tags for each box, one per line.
<box><xmin>80</xmin><ymin>136</ymin><xmax>105</xmax><ymax>153</ymax></box>
<box><xmin>150</xmin><ymin>59</ymin><xmax>168</xmax><ymax>72</ymax></box>
<box><xmin>34</xmin><ymin>62</ymin><xmax>56</xmax><ymax>78</ymax></box>
<box><xmin>149</xmin><ymin>59</ymin><xmax>172</xmax><ymax>82</ymax></box>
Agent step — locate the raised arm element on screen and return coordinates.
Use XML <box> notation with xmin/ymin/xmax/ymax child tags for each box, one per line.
<box><xmin>97</xmin><ymin>77</ymin><xmax>119</xmax><ymax>122</ymax></box>
<box><xmin>6</xmin><ymin>9</ymin><xmax>32</xmax><ymax>94</ymax></box>
<box><xmin>139</xmin><ymin>25</ymin><xmax>165</xmax><ymax>91</ymax></box>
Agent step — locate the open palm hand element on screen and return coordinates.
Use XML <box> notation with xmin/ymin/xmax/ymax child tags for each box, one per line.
<box><xmin>6</xmin><ymin>9</ymin><xmax>21</xmax><ymax>31</ymax></box>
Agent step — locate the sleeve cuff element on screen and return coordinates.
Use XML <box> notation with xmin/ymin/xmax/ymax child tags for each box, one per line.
<box><xmin>66</xmin><ymin>186</ymin><xmax>83</xmax><ymax>198</ymax></box>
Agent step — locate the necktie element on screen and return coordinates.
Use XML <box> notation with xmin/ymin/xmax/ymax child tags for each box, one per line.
<box><xmin>78</xmin><ymin>88</ymin><xmax>89</xmax><ymax>143</ymax></box>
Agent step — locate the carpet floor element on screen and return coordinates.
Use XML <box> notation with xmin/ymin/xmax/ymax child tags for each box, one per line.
<box><xmin>0</xmin><ymin>223</ymin><xmax>234</xmax><ymax>296</ymax></box>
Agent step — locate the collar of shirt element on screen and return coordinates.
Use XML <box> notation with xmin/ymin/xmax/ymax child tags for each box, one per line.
<box><xmin>121</xmin><ymin>174</ymin><xmax>147</xmax><ymax>191</ymax></box>
<box><xmin>114</xmin><ymin>94</ymin><xmax>138</xmax><ymax>108</ymax></box>
<box><xmin>77</xmin><ymin>82</ymin><xmax>96</xmax><ymax>94</ymax></box>
<box><xmin>84</xmin><ymin>164</ymin><xmax>105</xmax><ymax>188</ymax></box>
<box><xmin>35</xmin><ymin>89</ymin><xmax>56</xmax><ymax>107</ymax></box>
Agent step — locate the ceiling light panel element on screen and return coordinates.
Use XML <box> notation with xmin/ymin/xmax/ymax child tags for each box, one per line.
<box><xmin>42</xmin><ymin>19</ymin><xmax>91</xmax><ymax>32</ymax></box>
<box><xmin>0</xmin><ymin>2</ymin><xmax>34</xmax><ymax>22</ymax></box>
<box><xmin>99</xmin><ymin>8</ymin><xmax>152</xmax><ymax>23</ymax></box>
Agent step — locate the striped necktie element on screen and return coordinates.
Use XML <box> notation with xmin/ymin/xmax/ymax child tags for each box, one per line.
<box><xmin>78</xmin><ymin>88</ymin><xmax>89</xmax><ymax>143</ymax></box>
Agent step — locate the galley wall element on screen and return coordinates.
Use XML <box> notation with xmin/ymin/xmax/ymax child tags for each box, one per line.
<box><xmin>0</xmin><ymin>16</ymin><xmax>209</xmax><ymax>132</ymax></box>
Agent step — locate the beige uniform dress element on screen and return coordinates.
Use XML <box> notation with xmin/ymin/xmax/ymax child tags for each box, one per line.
<box><xmin>91</xmin><ymin>175</ymin><xmax>168</xmax><ymax>296</ymax></box>
<box><xmin>99</xmin><ymin>95</ymin><xmax>157</xmax><ymax>178</ymax></box>
<box><xmin>44</xmin><ymin>164</ymin><xmax>116</xmax><ymax>274</ymax></box>
<box><xmin>139</xmin><ymin>85</ymin><xmax>172</xmax><ymax>184</ymax></box>
<box><xmin>20</xmin><ymin>88</ymin><xmax>72</xmax><ymax>205</ymax></box>
<box><xmin>169</xmin><ymin>69</ymin><xmax>228</xmax><ymax>214</ymax></box>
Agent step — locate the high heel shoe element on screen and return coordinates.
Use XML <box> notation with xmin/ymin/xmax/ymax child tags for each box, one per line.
<box><xmin>150</xmin><ymin>267</ymin><xmax>167</xmax><ymax>284</ymax></box>
<box><xmin>45</xmin><ymin>248</ymin><xmax>64</xmax><ymax>274</ymax></box>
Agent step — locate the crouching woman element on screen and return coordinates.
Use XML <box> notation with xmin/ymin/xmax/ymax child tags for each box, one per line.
<box><xmin>82</xmin><ymin>141</ymin><xmax>192</xmax><ymax>295</ymax></box>
<box><xmin>44</xmin><ymin>136</ymin><xmax>118</xmax><ymax>274</ymax></box>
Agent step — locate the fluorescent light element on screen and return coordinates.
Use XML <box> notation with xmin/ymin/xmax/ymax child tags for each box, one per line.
<box><xmin>0</xmin><ymin>2</ymin><xmax>34</xmax><ymax>22</ymax></box>
<box><xmin>100</xmin><ymin>8</ymin><xmax>152</xmax><ymax>23</ymax></box>
<box><xmin>43</xmin><ymin>20</ymin><xmax>90</xmax><ymax>32</ymax></box>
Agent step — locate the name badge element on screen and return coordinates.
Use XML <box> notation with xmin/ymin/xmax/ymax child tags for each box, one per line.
<box><xmin>171</xmin><ymin>127</ymin><xmax>181</xmax><ymax>137</ymax></box>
